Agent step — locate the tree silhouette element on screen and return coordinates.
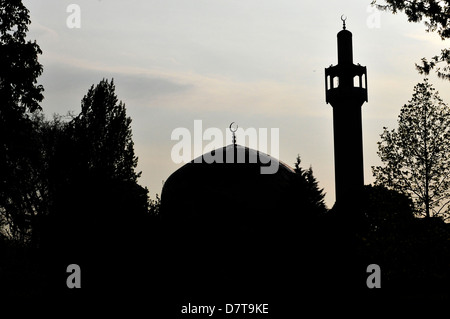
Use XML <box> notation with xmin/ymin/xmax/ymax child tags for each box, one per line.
<box><xmin>73</xmin><ymin>79</ymin><xmax>140</xmax><ymax>183</ymax></box>
<box><xmin>357</xmin><ymin>184</ymin><xmax>450</xmax><ymax>295</ymax></box>
<box><xmin>0</xmin><ymin>0</ymin><xmax>44</xmax><ymax>243</ymax></box>
<box><xmin>372</xmin><ymin>0</ymin><xmax>450</xmax><ymax>80</ymax></box>
<box><xmin>373</xmin><ymin>79</ymin><xmax>450</xmax><ymax>219</ymax></box>
<box><xmin>149</xmin><ymin>193</ymin><xmax>161</xmax><ymax>216</ymax></box>
<box><xmin>44</xmin><ymin>79</ymin><xmax>149</xmax><ymax>239</ymax></box>
<box><xmin>36</xmin><ymin>79</ymin><xmax>151</xmax><ymax>297</ymax></box>
<box><xmin>360</xmin><ymin>185</ymin><xmax>414</xmax><ymax>234</ymax></box>
<box><xmin>292</xmin><ymin>155</ymin><xmax>327</xmax><ymax>216</ymax></box>
<box><xmin>0</xmin><ymin>0</ymin><xmax>44</xmax><ymax>113</ymax></box>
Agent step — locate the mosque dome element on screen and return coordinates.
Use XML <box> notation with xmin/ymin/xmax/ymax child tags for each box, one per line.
<box><xmin>160</xmin><ymin>144</ymin><xmax>296</xmax><ymax>225</ymax></box>
<box><xmin>159</xmin><ymin>143</ymin><xmax>302</xmax><ymax>295</ymax></box>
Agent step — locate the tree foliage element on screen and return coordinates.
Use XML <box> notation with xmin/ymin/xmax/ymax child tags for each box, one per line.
<box><xmin>149</xmin><ymin>193</ymin><xmax>161</xmax><ymax>216</ymax></box>
<box><xmin>0</xmin><ymin>0</ymin><xmax>44</xmax><ymax>244</ymax></box>
<box><xmin>372</xmin><ymin>0</ymin><xmax>450</xmax><ymax>80</ymax></box>
<box><xmin>43</xmin><ymin>79</ymin><xmax>149</xmax><ymax>247</ymax></box>
<box><xmin>293</xmin><ymin>155</ymin><xmax>327</xmax><ymax>215</ymax></box>
<box><xmin>372</xmin><ymin>79</ymin><xmax>450</xmax><ymax>219</ymax></box>
<box><xmin>1</xmin><ymin>76</ymin><xmax>151</xmax><ymax>246</ymax></box>
<box><xmin>357</xmin><ymin>185</ymin><xmax>450</xmax><ymax>294</ymax></box>
<box><xmin>73</xmin><ymin>79</ymin><xmax>140</xmax><ymax>183</ymax></box>
<box><xmin>361</xmin><ymin>185</ymin><xmax>414</xmax><ymax>233</ymax></box>
<box><xmin>0</xmin><ymin>0</ymin><xmax>44</xmax><ymax>113</ymax></box>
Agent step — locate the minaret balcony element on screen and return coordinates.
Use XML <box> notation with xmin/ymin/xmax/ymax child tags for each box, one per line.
<box><xmin>326</xmin><ymin>86</ymin><xmax>368</xmax><ymax>106</ymax></box>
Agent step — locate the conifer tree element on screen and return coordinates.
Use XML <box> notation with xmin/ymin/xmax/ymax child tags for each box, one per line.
<box><xmin>293</xmin><ymin>155</ymin><xmax>327</xmax><ymax>215</ymax></box>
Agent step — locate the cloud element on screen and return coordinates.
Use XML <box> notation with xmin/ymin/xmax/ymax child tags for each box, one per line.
<box><xmin>27</xmin><ymin>21</ymin><xmax>59</xmax><ymax>41</ymax></box>
<box><xmin>137</xmin><ymin>70</ymin><xmax>328</xmax><ymax>118</ymax></box>
<box><xmin>39</xmin><ymin>55</ymin><xmax>327</xmax><ymax>119</ymax></box>
<box><xmin>38</xmin><ymin>60</ymin><xmax>192</xmax><ymax>114</ymax></box>
<box><xmin>403</xmin><ymin>32</ymin><xmax>447</xmax><ymax>45</ymax></box>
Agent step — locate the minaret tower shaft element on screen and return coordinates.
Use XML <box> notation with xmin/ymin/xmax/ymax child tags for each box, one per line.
<box><xmin>325</xmin><ymin>18</ymin><xmax>368</xmax><ymax>208</ymax></box>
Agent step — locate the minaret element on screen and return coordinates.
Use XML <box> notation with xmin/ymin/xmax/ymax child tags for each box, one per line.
<box><xmin>325</xmin><ymin>17</ymin><xmax>368</xmax><ymax>209</ymax></box>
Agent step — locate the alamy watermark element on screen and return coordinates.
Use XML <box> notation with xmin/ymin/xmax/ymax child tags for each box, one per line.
<box><xmin>66</xmin><ymin>4</ymin><xmax>81</xmax><ymax>29</ymax></box>
<box><xmin>64</xmin><ymin>263</ymin><xmax>380</xmax><ymax>289</ymax></box>
<box><xmin>366</xmin><ymin>264</ymin><xmax>381</xmax><ymax>288</ymax></box>
<box><xmin>66</xmin><ymin>264</ymin><xmax>81</xmax><ymax>288</ymax></box>
<box><xmin>366</xmin><ymin>5</ymin><xmax>381</xmax><ymax>29</ymax></box>
<box><xmin>171</xmin><ymin>120</ymin><xmax>280</xmax><ymax>174</ymax></box>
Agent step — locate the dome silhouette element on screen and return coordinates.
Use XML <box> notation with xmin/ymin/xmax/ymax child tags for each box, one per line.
<box><xmin>160</xmin><ymin>144</ymin><xmax>295</xmax><ymax>225</ymax></box>
<box><xmin>159</xmin><ymin>143</ymin><xmax>298</xmax><ymax>296</ymax></box>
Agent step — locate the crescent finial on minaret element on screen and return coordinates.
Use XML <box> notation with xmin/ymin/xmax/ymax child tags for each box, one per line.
<box><xmin>341</xmin><ymin>15</ymin><xmax>347</xmax><ymax>30</ymax></box>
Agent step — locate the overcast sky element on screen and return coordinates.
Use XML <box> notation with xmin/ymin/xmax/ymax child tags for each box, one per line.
<box><xmin>24</xmin><ymin>0</ymin><xmax>450</xmax><ymax>207</ymax></box>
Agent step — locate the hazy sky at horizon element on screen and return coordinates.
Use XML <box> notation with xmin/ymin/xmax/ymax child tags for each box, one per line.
<box><xmin>23</xmin><ymin>0</ymin><xmax>450</xmax><ymax>207</ymax></box>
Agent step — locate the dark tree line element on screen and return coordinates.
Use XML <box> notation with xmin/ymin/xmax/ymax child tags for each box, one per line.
<box><xmin>39</xmin><ymin>79</ymin><xmax>151</xmax><ymax>248</ymax></box>
<box><xmin>1</xmin><ymin>78</ymin><xmax>152</xmax><ymax>247</ymax></box>
<box><xmin>0</xmin><ymin>1</ymin><xmax>151</xmax><ymax>249</ymax></box>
